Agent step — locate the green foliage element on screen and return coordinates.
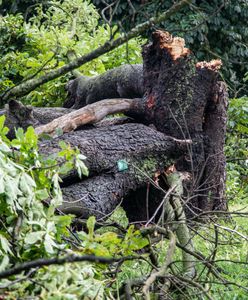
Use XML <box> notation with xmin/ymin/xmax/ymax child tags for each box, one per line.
<box><xmin>225</xmin><ymin>97</ymin><xmax>248</xmax><ymax>202</ymax></box>
<box><xmin>190</xmin><ymin>206</ymin><xmax>248</xmax><ymax>300</ymax></box>
<box><xmin>93</xmin><ymin>0</ymin><xmax>248</xmax><ymax>96</ymax></box>
<box><xmin>0</xmin><ymin>117</ymin><xmax>151</xmax><ymax>299</ymax></box>
<box><xmin>0</xmin><ymin>115</ymin><xmax>88</xmax><ymax>264</ymax></box>
<box><xmin>0</xmin><ymin>0</ymin><xmax>143</xmax><ymax>107</ymax></box>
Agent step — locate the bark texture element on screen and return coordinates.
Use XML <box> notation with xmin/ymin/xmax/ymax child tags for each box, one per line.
<box><xmin>1</xmin><ymin>29</ymin><xmax>228</xmax><ymax>220</ymax></box>
<box><xmin>35</xmin><ymin>98</ymin><xmax>143</xmax><ymax>136</ymax></box>
<box><xmin>39</xmin><ymin>123</ymin><xmax>190</xmax><ymax>218</ymax></box>
<box><xmin>64</xmin><ymin>64</ymin><xmax>144</xmax><ymax>109</ymax></box>
<box><xmin>201</xmin><ymin>81</ymin><xmax>228</xmax><ymax>211</ymax></box>
<box><xmin>0</xmin><ymin>100</ymin><xmax>73</xmax><ymax>138</ymax></box>
<box><xmin>140</xmin><ymin>30</ymin><xmax>227</xmax><ymax>213</ymax></box>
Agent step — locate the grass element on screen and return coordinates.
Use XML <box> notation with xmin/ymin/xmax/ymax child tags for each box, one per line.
<box><xmin>115</xmin><ymin>202</ymin><xmax>248</xmax><ymax>299</ymax></box>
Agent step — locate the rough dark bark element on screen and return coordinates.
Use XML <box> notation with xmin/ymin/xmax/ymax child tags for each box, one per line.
<box><xmin>140</xmin><ymin>30</ymin><xmax>227</xmax><ymax>213</ymax></box>
<box><xmin>0</xmin><ymin>100</ymin><xmax>73</xmax><ymax>138</ymax></box>
<box><xmin>200</xmin><ymin>81</ymin><xmax>228</xmax><ymax>211</ymax></box>
<box><xmin>39</xmin><ymin>123</ymin><xmax>190</xmax><ymax>218</ymax></box>
<box><xmin>64</xmin><ymin>64</ymin><xmax>144</xmax><ymax>109</ymax></box>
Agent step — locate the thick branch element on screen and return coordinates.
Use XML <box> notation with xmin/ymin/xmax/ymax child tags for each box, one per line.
<box><xmin>1</xmin><ymin>0</ymin><xmax>192</xmax><ymax>103</ymax></box>
<box><xmin>35</xmin><ymin>98</ymin><xmax>143</xmax><ymax>135</ymax></box>
<box><xmin>166</xmin><ymin>171</ymin><xmax>195</xmax><ymax>278</ymax></box>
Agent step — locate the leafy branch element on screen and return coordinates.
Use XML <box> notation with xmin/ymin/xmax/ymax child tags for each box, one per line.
<box><xmin>1</xmin><ymin>0</ymin><xmax>192</xmax><ymax>103</ymax></box>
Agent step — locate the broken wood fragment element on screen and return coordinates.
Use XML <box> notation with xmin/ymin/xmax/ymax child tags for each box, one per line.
<box><xmin>35</xmin><ymin>98</ymin><xmax>143</xmax><ymax>136</ymax></box>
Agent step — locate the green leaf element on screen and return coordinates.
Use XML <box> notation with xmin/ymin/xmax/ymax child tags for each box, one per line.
<box><xmin>35</xmin><ymin>189</ymin><xmax>49</xmax><ymax>200</ymax></box>
<box><xmin>97</xmin><ymin>232</ymin><xmax>121</xmax><ymax>245</ymax></box>
<box><xmin>19</xmin><ymin>172</ymin><xmax>36</xmax><ymax>195</ymax></box>
<box><xmin>0</xmin><ymin>234</ymin><xmax>13</xmax><ymax>254</ymax></box>
<box><xmin>44</xmin><ymin>234</ymin><xmax>57</xmax><ymax>254</ymax></box>
<box><xmin>25</xmin><ymin>126</ymin><xmax>38</xmax><ymax>148</ymax></box>
<box><xmin>0</xmin><ymin>255</ymin><xmax>9</xmax><ymax>272</ymax></box>
<box><xmin>0</xmin><ymin>141</ymin><xmax>10</xmax><ymax>153</ymax></box>
<box><xmin>75</xmin><ymin>159</ymin><xmax>89</xmax><ymax>178</ymax></box>
<box><xmin>0</xmin><ymin>116</ymin><xmax>6</xmax><ymax>132</ymax></box>
<box><xmin>25</xmin><ymin>231</ymin><xmax>44</xmax><ymax>245</ymax></box>
<box><xmin>55</xmin><ymin>127</ymin><xmax>64</xmax><ymax>137</ymax></box>
<box><xmin>59</xmin><ymin>161</ymin><xmax>73</xmax><ymax>175</ymax></box>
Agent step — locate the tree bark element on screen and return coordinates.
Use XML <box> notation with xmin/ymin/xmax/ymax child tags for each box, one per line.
<box><xmin>1</xmin><ymin>28</ymin><xmax>228</xmax><ymax>219</ymax></box>
<box><xmin>139</xmin><ymin>30</ymin><xmax>227</xmax><ymax>213</ymax></box>
<box><xmin>35</xmin><ymin>98</ymin><xmax>143</xmax><ymax>136</ymax></box>
<box><xmin>200</xmin><ymin>81</ymin><xmax>228</xmax><ymax>211</ymax></box>
<box><xmin>64</xmin><ymin>64</ymin><xmax>143</xmax><ymax>109</ymax></box>
<box><xmin>0</xmin><ymin>100</ymin><xmax>73</xmax><ymax>138</ymax></box>
<box><xmin>38</xmin><ymin>123</ymin><xmax>190</xmax><ymax>218</ymax></box>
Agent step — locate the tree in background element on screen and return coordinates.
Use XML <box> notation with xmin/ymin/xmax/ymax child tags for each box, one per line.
<box><xmin>1</xmin><ymin>0</ymin><xmax>247</xmax><ymax>97</ymax></box>
<box><xmin>93</xmin><ymin>0</ymin><xmax>248</xmax><ymax>97</ymax></box>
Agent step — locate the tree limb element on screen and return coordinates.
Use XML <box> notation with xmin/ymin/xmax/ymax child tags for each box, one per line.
<box><xmin>35</xmin><ymin>98</ymin><xmax>142</xmax><ymax>135</ymax></box>
<box><xmin>142</xmin><ymin>230</ymin><xmax>176</xmax><ymax>299</ymax></box>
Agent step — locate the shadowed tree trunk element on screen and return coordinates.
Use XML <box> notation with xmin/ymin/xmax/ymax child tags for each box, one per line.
<box><xmin>139</xmin><ymin>31</ymin><xmax>227</xmax><ymax>214</ymax></box>
<box><xmin>39</xmin><ymin>123</ymin><xmax>190</xmax><ymax>219</ymax></box>
<box><xmin>200</xmin><ymin>81</ymin><xmax>228</xmax><ymax>211</ymax></box>
<box><xmin>64</xmin><ymin>64</ymin><xmax>143</xmax><ymax>109</ymax></box>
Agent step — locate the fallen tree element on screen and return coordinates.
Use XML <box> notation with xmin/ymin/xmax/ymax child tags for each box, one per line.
<box><xmin>2</xmin><ymin>30</ymin><xmax>228</xmax><ymax>221</ymax></box>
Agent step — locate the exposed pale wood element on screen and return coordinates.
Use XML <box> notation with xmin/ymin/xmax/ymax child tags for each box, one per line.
<box><xmin>153</xmin><ymin>30</ymin><xmax>191</xmax><ymax>60</ymax></box>
<box><xmin>35</xmin><ymin>98</ymin><xmax>142</xmax><ymax>136</ymax></box>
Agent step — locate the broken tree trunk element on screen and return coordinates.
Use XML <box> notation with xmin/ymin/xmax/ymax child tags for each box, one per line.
<box><xmin>200</xmin><ymin>81</ymin><xmax>228</xmax><ymax>211</ymax></box>
<box><xmin>39</xmin><ymin>123</ymin><xmax>190</xmax><ymax>219</ymax></box>
<box><xmin>140</xmin><ymin>30</ymin><xmax>227</xmax><ymax>213</ymax></box>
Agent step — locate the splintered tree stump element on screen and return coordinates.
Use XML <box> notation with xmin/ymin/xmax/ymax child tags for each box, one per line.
<box><xmin>140</xmin><ymin>30</ymin><xmax>227</xmax><ymax>213</ymax></box>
